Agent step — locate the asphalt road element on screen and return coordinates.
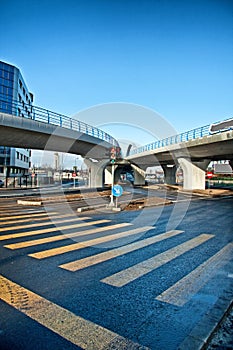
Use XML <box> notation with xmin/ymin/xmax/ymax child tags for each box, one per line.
<box><xmin>0</xmin><ymin>191</ymin><xmax>232</xmax><ymax>350</ymax></box>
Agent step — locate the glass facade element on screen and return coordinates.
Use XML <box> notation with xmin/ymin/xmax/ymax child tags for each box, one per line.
<box><xmin>0</xmin><ymin>61</ymin><xmax>14</xmax><ymax>114</ymax></box>
<box><xmin>0</xmin><ymin>61</ymin><xmax>33</xmax><ymax>182</ymax></box>
<box><xmin>0</xmin><ymin>60</ymin><xmax>34</xmax><ymax>117</ymax></box>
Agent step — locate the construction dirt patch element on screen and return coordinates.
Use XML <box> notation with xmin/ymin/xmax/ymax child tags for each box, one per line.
<box><xmin>164</xmin><ymin>185</ymin><xmax>233</xmax><ymax>197</ymax></box>
<box><xmin>122</xmin><ymin>197</ymin><xmax>172</xmax><ymax>211</ymax></box>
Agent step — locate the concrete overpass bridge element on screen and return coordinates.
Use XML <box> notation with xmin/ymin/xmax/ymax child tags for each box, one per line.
<box><xmin>125</xmin><ymin>119</ymin><xmax>233</xmax><ymax>190</ymax></box>
<box><xmin>0</xmin><ymin>101</ymin><xmax>118</xmax><ymax>160</ymax></box>
<box><xmin>0</xmin><ymin>96</ymin><xmax>232</xmax><ymax>190</ymax></box>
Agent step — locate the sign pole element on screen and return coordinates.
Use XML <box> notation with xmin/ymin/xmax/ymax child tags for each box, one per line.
<box><xmin>111</xmin><ymin>184</ymin><xmax>123</xmax><ymax>211</ymax></box>
<box><xmin>110</xmin><ymin>163</ymin><xmax>115</xmax><ymax>206</ymax></box>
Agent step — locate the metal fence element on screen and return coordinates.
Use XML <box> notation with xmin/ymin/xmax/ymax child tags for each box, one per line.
<box><xmin>129</xmin><ymin>118</ymin><xmax>232</xmax><ymax>156</ymax></box>
<box><xmin>0</xmin><ymin>95</ymin><xmax>118</xmax><ymax>146</ymax></box>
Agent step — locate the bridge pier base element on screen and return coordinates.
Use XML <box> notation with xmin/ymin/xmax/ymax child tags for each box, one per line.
<box><xmin>134</xmin><ymin>170</ymin><xmax>145</xmax><ymax>185</ymax></box>
<box><xmin>131</xmin><ymin>164</ymin><xmax>146</xmax><ymax>185</ymax></box>
<box><xmin>162</xmin><ymin>164</ymin><xmax>177</xmax><ymax>185</ymax></box>
<box><xmin>178</xmin><ymin>158</ymin><xmax>210</xmax><ymax>190</ymax></box>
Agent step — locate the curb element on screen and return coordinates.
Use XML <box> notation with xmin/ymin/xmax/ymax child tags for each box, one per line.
<box><xmin>178</xmin><ymin>297</ymin><xmax>233</xmax><ymax>350</ymax></box>
<box><xmin>77</xmin><ymin>204</ymin><xmax>122</xmax><ymax>212</ymax></box>
<box><xmin>17</xmin><ymin>199</ymin><xmax>42</xmax><ymax>206</ymax></box>
<box><xmin>77</xmin><ymin>204</ymin><xmax>107</xmax><ymax>212</ymax></box>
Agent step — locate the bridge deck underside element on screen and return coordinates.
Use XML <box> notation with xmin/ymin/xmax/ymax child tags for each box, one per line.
<box><xmin>0</xmin><ymin>113</ymin><xmax>112</xmax><ymax>159</ymax></box>
<box><xmin>126</xmin><ymin>131</ymin><xmax>233</xmax><ymax>169</ymax></box>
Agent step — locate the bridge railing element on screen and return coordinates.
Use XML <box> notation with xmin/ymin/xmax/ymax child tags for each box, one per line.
<box><xmin>129</xmin><ymin>123</ymin><xmax>221</xmax><ymax>156</ymax></box>
<box><xmin>0</xmin><ymin>95</ymin><xmax>118</xmax><ymax>146</ymax></box>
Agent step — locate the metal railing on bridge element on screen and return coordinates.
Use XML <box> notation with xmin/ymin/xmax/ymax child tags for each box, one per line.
<box><xmin>129</xmin><ymin>118</ymin><xmax>233</xmax><ymax>156</ymax></box>
<box><xmin>0</xmin><ymin>95</ymin><xmax>118</xmax><ymax>147</ymax></box>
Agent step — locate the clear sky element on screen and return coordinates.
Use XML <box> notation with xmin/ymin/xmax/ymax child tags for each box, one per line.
<box><xmin>0</xmin><ymin>0</ymin><xmax>232</xmax><ymax>166</ymax></box>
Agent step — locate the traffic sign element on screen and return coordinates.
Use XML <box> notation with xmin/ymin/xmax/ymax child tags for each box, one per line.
<box><xmin>206</xmin><ymin>171</ymin><xmax>213</xmax><ymax>179</ymax></box>
<box><xmin>112</xmin><ymin>184</ymin><xmax>123</xmax><ymax>197</ymax></box>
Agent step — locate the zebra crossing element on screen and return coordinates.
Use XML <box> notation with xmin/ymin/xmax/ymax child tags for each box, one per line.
<box><xmin>1</xmin><ymin>209</ymin><xmax>232</xmax><ymax>308</ymax></box>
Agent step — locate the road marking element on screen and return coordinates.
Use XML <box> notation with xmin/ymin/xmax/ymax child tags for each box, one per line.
<box><xmin>0</xmin><ymin>212</ymin><xmax>55</xmax><ymax>221</ymax></box>
<box><xmin>101</xmin><ymin>234</ymin><xmax>214</xmax><ymax>287</ymax></box>
<box><xmin>0</xmin><ymin>213</ymin><xmax>76</xmax><ymax>226</ymax></box>
<box><xmin>29</xmin><ymin>224</ymin><xmax>145</xmax><ymax>259</ymax></box>
<box><xmin>0</xmin><ymin>216</ymin><xmax>92</xmax><ymax>232</ymax></box>
<box><xmin>1</xmin><ymin>218</ymin><xmax>108</xmax><ymax>242</ymax></box>
<box><xmin>6</xmin><ymin>223</ymin><xmax>131</xmax><ymax>252</ymax></box>
<box><xmin>60</xmin><ymin>230</ymin><xmax>183</xmax><ymax>272</ymax></box>
<box><xmin>0</xmin><ymin>275</ymin><xmax>149</xmax><ymax>350</ymax></box>
<box><xmin>156</xmin><ymin>243</ymin><xmax>233</xmax><ymax>306</ymax></box>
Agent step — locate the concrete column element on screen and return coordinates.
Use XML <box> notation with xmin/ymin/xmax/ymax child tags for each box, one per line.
<box><xmin>130</xmin><ymin>163</ymin><xmax>145</xmax><ymax>185</ymax></box>
<box><xmin>229</xmin><ymin>160</ymin><xmax>233</xmax><ymax>171</ymax></box>
<box><xmin>178</xmin><ymin>158</ymin><xmax>210</xmax><ymax>190</ymax></box>
<box><xmin>161</xmin><ymin>164</ymin><xmax>177</xmax><ymax>185</ymax></box>
<box><xmin>104</xmin><ymin>166</ymin><xmax>112</xmax><ymax>185</ymax></box>
<box><xmin>104</xmin><ymin>164</ymin><xmax>119</xmax><ymax>185</ymax></box>
<box><xmin>134</xmin><ymin>170</ymin><xmax>145</xmax><ymax>185</ymax></box>
<box><xmin>84</xmin><ymin>159</ymin><xmax>108</xmax><ymax>188</ymax></box>
<box><xmin>113</xmin><ymin>166</ymin><xmax>122</xmax><ymax>183</ymax></box>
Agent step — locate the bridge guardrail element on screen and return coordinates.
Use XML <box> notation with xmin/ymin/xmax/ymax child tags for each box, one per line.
<box><xmin>129</xmin><ymin>118</ymin><xmax>232</xmax><ymax>156</ymax></box>
<box><xmin>0</xmin><ymin>95</ymin><xmax>118</xmax><ymax>147</ymax></box>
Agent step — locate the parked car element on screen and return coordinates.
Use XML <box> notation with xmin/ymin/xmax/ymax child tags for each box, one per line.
<box><xmin>0</xmin><ymin>179</ymin><xmax>4</xmax><ymax>188</ymax></box>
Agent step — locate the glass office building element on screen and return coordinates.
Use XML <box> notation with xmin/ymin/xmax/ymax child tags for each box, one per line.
<box><xmin>0</xmin><ymin>61</ymin><xmax>33</xmax><ymax>184</ymax></box>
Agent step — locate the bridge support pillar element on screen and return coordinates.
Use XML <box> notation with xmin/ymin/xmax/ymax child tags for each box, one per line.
<box><xmin>104</xmin><ymin>165</ymin><xmax>120</xmax><ymax>185</ymax></box>
<box><xmin>162</xmin><ymin>165</ymin><xmax>177</xmax><ymax>185</ymax></box>
<box><xmin>229</xmin><ymin>160</ymin><xmax>233</xmax><ymax>171</ymax></box>
<box><xmin>84</xmin><ymin>159</ymin><xmax>108</xmax><ymax>188</ymax></box>
<box><xmin>131</xmin><ymin>164</ymin><xmax>145</xmax><ymax>185</ymax></box>
<box><xmin>104</xmin><ymin>166</ymin><xmax>112</xmax><ymax>185</ymax></box>
<box><xmin>134</xmin><ymin>170</ymin><xmax>145</xmax><ymax>185</ymax></box>
<box><xmin>178</xmin><ymin>158</ymin><xmax>210</xmax><ymax>190</ymax></box>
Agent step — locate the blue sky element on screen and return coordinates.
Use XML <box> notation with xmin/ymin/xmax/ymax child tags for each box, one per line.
<box><xmin>1</xmin><ymin>0</ymin><xmax>232</xmax><ymax>148</ymax></box>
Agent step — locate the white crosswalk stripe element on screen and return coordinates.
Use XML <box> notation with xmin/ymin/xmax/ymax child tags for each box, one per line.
<box><xmin>0</xmin><ymin>213</ymin><xmax>79</xmax><ymax>226</ymax></box>
<box><xmin>2</xmin><ymin>210</ymin><xmax>230</xmax><ymax>310</ymax></box>
<box><xmin>0</xmin><ymin>274</ymin><xmax>149</xmax><ymax>350</ymax></box>
<box><xmin>0</xmin><ymin>211</ymin><xmax>53</xmax><ymax>221</ymax></box>
<box><xmin>101</xmin><ymin>234</ymin><xmax>214</xmax><ymax>287</ymax></box>
<box><xmin>2</xmin><ymin>219</ymin><xmax>109</xmax><ymax>243</ymax></box>
<box><xmin>0</xmin><ymin>216</ymin><xmax>92</xmax><ymax>232</ymax></box>
<box><xmin>155</xmin><ymin>242</ymin><xmax>233</xmax><ymax>306</ymax></box>
<box><xmin>28</xmin><ymin>224</ymin><xmax>143</xmax><ymax>259</ymax></box>
<box><xmin>60</xmin><ymin>229</ymin><xmax>184</xmax><ymax>271</ymax></box>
